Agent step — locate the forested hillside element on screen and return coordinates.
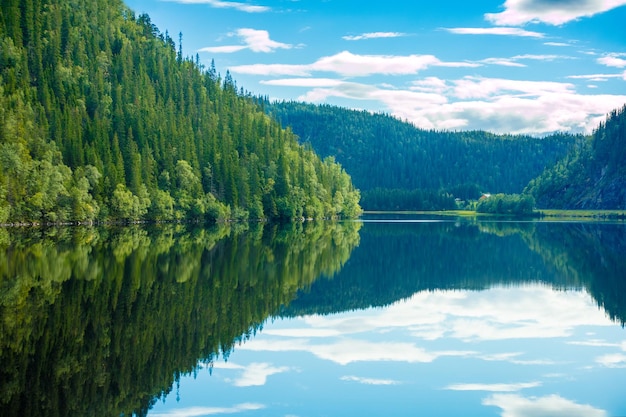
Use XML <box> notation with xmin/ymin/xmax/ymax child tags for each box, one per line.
<box><xmin>526</xmin><ymin>105</ymin><xmax>626</xmax><ymax>209</ymax></box>
<box><xmin>266</xmin><ymin>101</ymin><xmax>578</xmax><ymax>210</ymax></box>
<box><xmin>0</xmin><ymin>0</ymin><xmax>361</xmax><ymax>224</ymax></box>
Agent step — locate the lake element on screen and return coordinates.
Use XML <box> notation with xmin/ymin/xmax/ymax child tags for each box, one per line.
<box><xmin>1</xmin><ymin>215</ymin><xmax>625</xmax><ymax>416</ymax></box>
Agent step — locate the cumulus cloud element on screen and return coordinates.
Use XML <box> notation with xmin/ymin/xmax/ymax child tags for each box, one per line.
<box><xmin>263</xmin><ymin>73</ymin><xmax>625</xmax><ymax>135</ymax></box>
<box><xmin>342</xmin><ymin>32</ymin><xmax>407</xmax><ymax>41</ymax></box>
<box><xmin>483</xmin><ymin>394</ymin><xmax>607</xmax><ymax>417</ymax></box>
<box><xmin>597</xmin><ymin>53</ymin><xmax>626</xmax><ymax>68</ymax></box>
<box><xmin>445</xmin><ymin>27</ymin><xmax>544</xmax><ymax>37</ymax></box>
<box><xmin>198</xmin><ymin>28</ymin><xmax>293</xmax><ymax>53</ymax></box>
<box><xmin>230</xmin><ymin>50</ymin><xmax>478</xmax><ymax>76</ymax></box>
<box><xmin>485</xmin><ymin>0</ymin><xmax>626</xmax><ymax>26</ymax></box>
<box><xmin>162</xmin><ymin>0</ymin><xmax>269</xmax><ymax>13</ymax></box>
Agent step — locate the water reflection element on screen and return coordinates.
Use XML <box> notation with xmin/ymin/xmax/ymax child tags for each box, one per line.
<box><xmin>1</xmin><ymin>217</ymin><xmax>625</xmax><ymax>417</ymax></box>
<box><xmin>224</xmin><ymin>219</ymin><xmax>625</xmax><ymax>417</ymax></box>
<box><xmin>0</xmin><ymin>221</ymin><xmax>361</xmax><ymax>417</ymax></box>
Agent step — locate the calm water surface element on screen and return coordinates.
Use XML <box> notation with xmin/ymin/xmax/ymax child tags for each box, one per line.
<box><xmin>1</xmin><ymin>216</ymin><xmax>625</xmax><ymax>416</ymax></box>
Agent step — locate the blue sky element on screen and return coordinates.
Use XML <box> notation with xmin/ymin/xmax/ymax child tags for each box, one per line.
<box><xmin>124</xmin><ymin>0</ymin><xmax>626</xmax><ymax>136</ymax></box>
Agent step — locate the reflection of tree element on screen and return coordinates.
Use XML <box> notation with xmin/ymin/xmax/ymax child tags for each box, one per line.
<box><xmin>524</xmin><ymin>222</ymin><xmax>626</xmax><ymax>324</ymax></box>
<box><xmin>283</xmin><ymin>220</ymin><xmax>625</xmax><ymax>322</ymax></box>
<box><xmin>0</xmin><ymin>221</ymin><xmax>360</xmax><ymax>417</ymax></box>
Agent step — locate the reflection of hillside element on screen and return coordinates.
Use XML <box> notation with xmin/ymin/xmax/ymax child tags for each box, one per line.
<box><xmin>0</xmin><ymin>221</ymin><xmax>360</xmax><ymax>417</ymax></box>
<box><xmin>524</xmin><ymin>222</ymin><xmax>626</xmax><ymax>324</ymax></box>
<box><xmin>282</xmin><ymin>220</ymin><xmax>608</xmax><ymax>317</ymax></box>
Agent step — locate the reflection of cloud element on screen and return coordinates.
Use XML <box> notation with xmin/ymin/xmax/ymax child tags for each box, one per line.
<box><xmin>241</xmin><ymin>288</ymin><xmax>617</xmax><ymax>370</ymax></box>
<box><xmin>241</xmin><ymin>338</ymin><xmax>474</xmax><ymax>365</ymax></box>
<box><xmin>162</xmin><ymin>0</ymin><xmax>269</xmax><ymax>13</ymax></box>
<box><xmin>149</xmin><ymin>403</ymin><xmax>265</xmax><ymax>417</ymax></box>
<box><xmin>211</xmin><ymin>361</ymin><xmax>291</xmax><ymax>386</ymax></box>
<box><xmin>483</xmin><ymin>394</ymin><xmax>607</xmax><ymax>417</ymax></box>
<box><xmin>479</xmin><ymin>352</ymin><xmax>557</xmax><ymax>365</ymax></box>
<box><xmin>445</xmin><ymin>381</ymin><xmax>541</xmax><ymax>392</ymax></box>
<box><xmin>596</xmin><ymin>353</ymin><xmax>626</xmax><ymax>368</ymax></box>
<box><xmin>341</xmin><ymin>375</ymin><xmax>401</xmax><ymax>385</ymax></box>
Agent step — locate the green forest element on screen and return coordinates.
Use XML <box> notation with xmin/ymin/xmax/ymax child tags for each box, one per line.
<box><xmin>1</xmin><ymin>0</ymin><xmax>624</xmax><ymax>222</ymax></box>
<box><xmin>266</xmin><ymin>101</ymin><xmax>579</xmax><ymax>210</ymax></box>
<box><xmin>0</xmin><ymin>0</ymin><xmax>361</xmax><ymax>224</ymax></box>
<box><xmin>526</xmin><ymin>105</ymin><xmax>626</xmax><ymax>209</ymax></box>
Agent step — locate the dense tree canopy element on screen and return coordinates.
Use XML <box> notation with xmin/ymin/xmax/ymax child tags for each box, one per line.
<box><xmin>526</xmin><ymin>105</ymin><xmax>626</xmax><ymax>209</ymax></box>
<box><xmin>266</xmin><ymin>101</ymin><xmax>577</xmax><ymax>210</ymax></box>
<box><xmin>0</xmin><ymin>0</ymin><xmax>361</xmax><ymax>223</ymax></box>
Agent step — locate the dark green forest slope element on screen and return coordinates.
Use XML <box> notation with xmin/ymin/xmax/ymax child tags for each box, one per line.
<box><xmin>0</xmin><ymin>0</ymin><xmax>361</xmax><ymax>224</ymax></box>
<box><xmin>526</xmin><ymin>105</ymin><xmax>626</xmax><ymax>209</ymax></box>
<box><xmin>266</xmin><ymin>101</ymin><xmax>578</xmax><ymax>210</ymax></box>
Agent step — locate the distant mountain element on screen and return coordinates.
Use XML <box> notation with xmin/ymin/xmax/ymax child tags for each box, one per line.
<box><xmin>266</xmin><ymin>101</ymin><xmax>577</xmax><ymax>209</ymax></box>
<box><xmin>526</xmin><ymin>105</ymin><xmax>626</xmax><ymax>209</ymax></box>
<box><xmin>0</xmin><ymin>0</ymin><xmax>360</xmax><ymax>223</ymax></box>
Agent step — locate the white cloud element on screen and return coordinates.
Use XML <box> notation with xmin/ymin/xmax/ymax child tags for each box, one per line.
<box><xmin>596</xmin><ymin>353</ymin><xmax>626</xmax><ymax>368</ymax></box>
<box><xmin>231</xmin><ymin>362</ymin><xmax>291</xmax><ymax>386</ymax></box>
<box><xmin>481</xmin><ymin>58</ymin><xmax>527</xmax><ymax>67</ymax></box>
<box><xmin>148</xmin><ymin>403</ymin><xmax>265</xmax><ymax>417</ymax></box>
<box><xmin>162</xmin><ymin>0</ymin><xmax>269</xmax><ymax>13</ymax></box>
<box><xmin>230</xmin><ymin>51</ymin><xmax>478</xmax><ymax>77</ymax></box>
<box><xmin>445</xmin><ymin>27</ymin><xmax>544</xmax><ymax>37</ymax></box>
<box><xmin>241</xmin><ymin>337</ymin><xmax>473</xmax><ymax>365</ymax></box>
<box><xmin>445</xmin><ymin>381</ymin><xmax>541</xmax><ymax>392</ymax></box>
<box><xmin>451</xmin><ymin>76</ymin><xmax>575</xmax><ymax>100</ymax></box>
<box><xmin>341</xmin><ymin>375</ymin><xmax>401</xmax><ymax>385</ymax></box>
<box><xmin>597</xmin><ymin>54</ymin><xmax>626</xmax><ymax>68</ymax></box>
<box><xmin>544</xmin><ymin>42</ymin><xmax>573</xmax><ymax>47</ymax></box>
<box><xmin>483</xmin><ymin>394</ymin><xmax>607</xmax><ymax>417</ymax></box>
<box><xmin>260</xmin><ymin>78</ymin><xmax>345</xmax><ymax>88</ymax></box>
<box><xmin>198</xmin><ymin>28</ymin><xmax>293</xmax><ymax>54</ymax></box>
<box><xmin>211</xmin><ymin>361</ymin><xmax>291</xmax><ymax>386</ymax></box>
<box><xmin>238</xmin><ymin>287</ymin><xmax>619</xmax><ymax>367</ymax></box>
<box><xmin>343</xmin><ymin>32</ymin><xmax>407</xmax><ymax>41</ymax></box>
<box><xmin>480</xmin><ymin>54</ymin><xmax>569</xmax><ymax>67</ymax></box>
<box><xmin>266</xmin><ymin>74</ymin><xmax>626</xmax><ymax>135</ymax></box>
<box><xmin>567</xmin><ymin>71</ymin><xmax>626</xmax><ymax>82</ymax></box>
<box><xmin>485</xmin><ymin>0</ymin><xmax>626</xmax><ymax>26</ymax></box>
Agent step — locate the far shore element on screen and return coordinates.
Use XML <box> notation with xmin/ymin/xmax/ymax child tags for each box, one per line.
<box><xmin>362</xmin><ymin>209</ymin><xmax>626</xmax><ymax>220</ymax></box>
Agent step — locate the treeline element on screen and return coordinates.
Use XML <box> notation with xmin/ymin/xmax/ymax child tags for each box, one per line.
<box><xmin>265</xmin><ymin>101</ymin><xmax>578</xmax><ymax>210</ymax></box>
<box><xmin>0</xmin><ymin>0</ymin><xmax>361</xmax><ymax>224</ymax></box>
<box><xmin>360</xmin><ymin>187</ymin><xmax>457</xmax><ymax>211</ymax></box>
<box><xmin>476</xmin><ymin>193</ymin><xmax>535</xmax><ymax>216</ymax></box>
<box><xmin>526</xmin><ymin>105</ymin><xmax>626</xmax><ymax>209</ymax></box>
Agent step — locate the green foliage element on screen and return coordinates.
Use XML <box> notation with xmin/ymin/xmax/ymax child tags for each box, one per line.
<box><xmin>475</xmin><ymin>193</ymin><xmax>536</xmax><ymax>216</ymax></box>
<box><xmin>526</xmin><ymin>105</ymin><xmax>626</xmax><ymax>209</ymax></box>
<box><xmin>361</xmin><ymin>188</ymin><xmax>456</xmax><ymax>211</ymax></box>
<box><xmin>0</xmin><ymin>0</ymin><xmax>361</xmax><ymax>223</ymax></box>
<box><xmin>266</xmin><ymin>101</ymin><xmax>577</xmax><ymax>210</ymax></box>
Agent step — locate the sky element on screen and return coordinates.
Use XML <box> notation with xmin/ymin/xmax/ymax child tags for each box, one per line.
<box><xmin>123</xmin><ymin>0</ymin><xmax>626</xmax><ymax>136</ymax></box>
